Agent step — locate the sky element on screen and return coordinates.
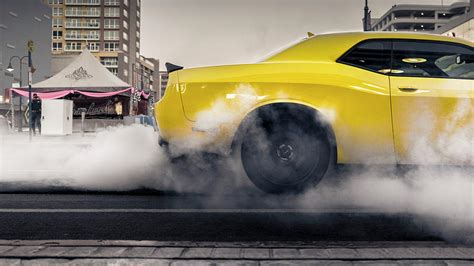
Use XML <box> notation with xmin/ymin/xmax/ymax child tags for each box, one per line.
<box><xmin>141</xmin><ymin>0</ymin><xmax>467</xmax><ymax>69</ymax></box>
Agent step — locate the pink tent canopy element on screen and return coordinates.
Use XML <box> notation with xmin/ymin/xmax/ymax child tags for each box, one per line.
<box><xmin>8</xmin><ymin>87</ymin><xmax>150</xmax><ymax>100</ymax></box>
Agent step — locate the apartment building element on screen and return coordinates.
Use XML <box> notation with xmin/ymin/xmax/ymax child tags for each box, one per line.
<box><xmin>45</xmin><ymin>0</ymin><xmax>158</xmax><ymax>94</ymax></box>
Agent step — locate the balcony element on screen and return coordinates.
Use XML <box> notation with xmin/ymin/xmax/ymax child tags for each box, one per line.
<box><xmin>65</xmin><ymin>0</ymin><xmax>101</xmax><ymax>5</ymax></box>
<box><xmin>65</xmin><ymin>10</ymin><xmax>101</xmax><ymax>17</ymax></box>
<box><xmin>65</xmin><ymin>22</ymin><xmax>100</xmax><ymax>28</ymax></box>
<box><xmin>65</xmin><ymin>33</ymin><xmax>100</xmax><ymax>40</ymax></box>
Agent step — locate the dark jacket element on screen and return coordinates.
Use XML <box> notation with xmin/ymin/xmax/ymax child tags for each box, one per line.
<box><xmin>31</xmin><ymin>99</ymin><xmax>42</xmax><ymax>113</ymax></box>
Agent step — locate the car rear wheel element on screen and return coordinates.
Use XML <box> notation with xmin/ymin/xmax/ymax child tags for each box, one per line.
<box><xmin>240</xmin><ymin>107</ymin><xmax>332</xmax><ymax>194</ymax></box>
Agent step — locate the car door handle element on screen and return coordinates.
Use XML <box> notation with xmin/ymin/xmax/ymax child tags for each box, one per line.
<box><xmin>399</xmin><ymin>87</ymin><xmax>418</xmax><ymax>92</ymax></box>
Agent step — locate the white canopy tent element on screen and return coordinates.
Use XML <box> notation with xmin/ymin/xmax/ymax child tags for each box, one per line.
<box><xmin>31</xmin><ymin>49</ymin><xmax>130</xmax><ymax>92</ymax></box>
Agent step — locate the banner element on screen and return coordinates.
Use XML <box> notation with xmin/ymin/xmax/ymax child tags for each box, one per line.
<box><xmin>8</xmin><ymin>88</ymin><xmax>135</xmax><ymax>100</ymax></box>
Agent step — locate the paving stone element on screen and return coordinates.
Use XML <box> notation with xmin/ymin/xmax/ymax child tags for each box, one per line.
<box><xmin>182</xmin><ymin>248</ymin><xmax>214</xmax><ymax>258</ymax></box>
<box><xmin>356</xmin><ymin>248</ymin><xmax>389</xmax><ymax>259</ymax></box>
<box><xmin>241</xmin><ymin>248</ymin><xmax>271</xmax><ymax>259</ymax></box>
<box><xmin>0</xmin><ymin>259</ymin><xmax>21</xmax><ymax>266</ymax></box>
<box><xmin>353</xmin><ymin>261</ymin><xmax>400</xmax><ymax>266</ymax></box>
<box><xmin>326</xmin><ymin>248</ymin><xmax>360</xmax><ymax>259</ymax></box>
<box><xmin>445</xmin><ymin>260</ymin><xmax>474</xmax><ymax>266</ymax></box>
<box><xmin>262</xmin><ymin>261</ymin><xmax>353</xmax><ymax>266</ymax></box>
<box><xmin>60</xmin><ymin>247</ymin><xmax>99</xmax><ymax>257</ymax></box>
<box><xmin>455</xmin><ymin>247</ymin><xmax>474</xmax><ymax>259</ymax></box>
<box><xmin>92</xmin><ymin>247</ymin><xmax>128</xmax><ymax>257</ymax></box>
<box><xmin>299</xmin><ymin>248</ymin><xmax>329</xmax><ymax>258</ymax></box>
<box><xmin>396</xmin><ymin>260</ymin><xmax>448</xmax><ymax>266</ymax></box>
<box><xmin>0</xmin><ymin>246</ymin><xmax>15</xmax><ymax>255</ymax></box>
<box><xmin>152</xmin><ymin>247</ymin><xmax>184</xmax><ymax>258</ymax></box>
<box><xmin>32</xmin><ymin>247</ymin><xmax>68</xmax><ymax>256</ymax></box>
<box><xmin>2</xmin><ymin>246</ymin><xmax>45</xmax><ymax>257</ymax></box>
<box><xmin>272</xmin><ymin>248</ymin><xmax>300</xmax><ymax>259</ymax></box>
<box><xmin>171</xmin><ymin>261</ymin><xmax>257</xmax><ymax>266</ymax></box>
<box><xmin>21</xmin><ymin>258</ymin><xmax>72</xmax><ymax>265</ymax></box>
<box><xmin>120</xmin><ymin>247</ymin><xmax>156</xmax><ymax>257</ymax></box>
<box><xmin>211</xmin><ymin>248</ymin><xmax>241</xmax><ymax>259</ymax></box>
<box><xmin>382</xmin><ymin>248</ymin><xmax>418</xmax><ymax>259</ymax></box>
<box><xmin>408</xmin><ymin>247</ymin><xmax>448</xmax><ymax>258</ymax></box>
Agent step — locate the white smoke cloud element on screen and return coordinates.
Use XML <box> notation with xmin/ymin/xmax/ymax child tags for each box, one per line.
<box><xmin>0</xmin><ymin>87</ymin><xmax>472</xmax><ymax>243</ymax></box>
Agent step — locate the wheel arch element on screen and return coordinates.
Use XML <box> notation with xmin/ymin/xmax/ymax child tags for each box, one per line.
<box><xmin>231</xmin><ymin>101</ymin><xmax>338</xmax><ymax>164</ymax></box>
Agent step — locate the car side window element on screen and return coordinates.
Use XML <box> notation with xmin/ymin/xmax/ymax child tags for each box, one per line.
<box><xmin>391</xmin><ymin>40</ymin><xmax>474</xmax><ymax>79</ymax></box>
<box><xmin>338</xmin><ymin>40</ymin><xmax>392</xmax><ymax>74</ymax></box>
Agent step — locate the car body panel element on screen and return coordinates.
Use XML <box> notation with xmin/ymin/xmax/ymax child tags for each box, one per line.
<box><xmin>155</xmin><ymin>32</ymin><xmax>473</xmax><ymax>165</ymax></box>
<box><xmin>390</xmin><ymin>76</ymin><xmax>473</xmax><ymax>164</ymax></box>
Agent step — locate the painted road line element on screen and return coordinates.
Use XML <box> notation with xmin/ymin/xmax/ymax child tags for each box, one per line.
<box><xmin>0</xmin><ymin>208</ymin><xmax>406</xmax><ymax>214</ymax></box>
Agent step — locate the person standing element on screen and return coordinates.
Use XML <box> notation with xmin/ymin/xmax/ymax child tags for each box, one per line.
<box><xmin>114</xmin><ymin>97</ymin><xmax>123</xmax><ymax>119</ymax></box>
<box><xmin>31</xmin><ymin>93</ymin><xmax>42</xmax><ymax>135</ymax></box>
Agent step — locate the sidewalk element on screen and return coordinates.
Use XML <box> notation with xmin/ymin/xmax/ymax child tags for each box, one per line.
<box><xmin>0</xmin><ymin>240</ymin><xmax>473</xmax><ymax>265</ymax></box>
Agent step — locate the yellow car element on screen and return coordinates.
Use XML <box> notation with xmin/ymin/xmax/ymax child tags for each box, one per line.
<box><xmin>155</xmin><ymin>32</ymin><xmax>473</xmax><ymax>194</ymax></box>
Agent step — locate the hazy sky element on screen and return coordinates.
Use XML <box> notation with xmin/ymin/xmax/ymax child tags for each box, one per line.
<box><xmin>141</xmin><ymin>0</ymin><xmax>467</xmax><ymax>69</ymax></box>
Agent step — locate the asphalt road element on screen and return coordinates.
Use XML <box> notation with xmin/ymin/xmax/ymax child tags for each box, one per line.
<box><xmin>0</xmin><ymin>191</ymin><xmax>441</xmax><ymax>242</ymax></box>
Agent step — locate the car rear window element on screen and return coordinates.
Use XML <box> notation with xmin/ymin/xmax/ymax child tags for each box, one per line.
<box><xmin>338</xmin><ymin>40</ymin><xmax>392</xmax><ymax>74</ymax></box>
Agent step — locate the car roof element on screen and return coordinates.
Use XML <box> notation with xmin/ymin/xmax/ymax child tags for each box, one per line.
<box><xmin>263</xmin><ymin>31</ymin><xmax>474</xmax><ymax>63</ymax></box>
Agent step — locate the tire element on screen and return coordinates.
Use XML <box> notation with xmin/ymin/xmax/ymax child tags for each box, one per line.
<box><xmin>240</xmin><ymin>107</ymin><xmax>332</xmax><ymax>194</ymax></box>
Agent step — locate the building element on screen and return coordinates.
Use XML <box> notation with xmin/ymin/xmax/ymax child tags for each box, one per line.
<box><xmin>0</xmin><ymin>0</ymin><xmax>52</xmax><ymax>114</ymax></box>
<box><xmin>434</xmin><ymin>0</ymin><xmax>474</xmax><ymax>42</ymax></box>
<box><xmin>368</xmin><ymin>1</ymin><xmax>471</xmax><ymax>32</ymax></box>
<box><xmin>158</xmin><ymin>71</ymin><xmax>168</xmax><ymax>99</ymax></box>
<box><xmin>44</xmin><ymin>0</ymin><xmax>159</xmax><ymax>95</ymax></box>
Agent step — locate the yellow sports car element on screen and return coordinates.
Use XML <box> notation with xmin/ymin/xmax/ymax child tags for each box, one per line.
<box><xmin>155</xmin><ymin>32</ymin><xmax>473</xmax><ymax>194</ymax></box>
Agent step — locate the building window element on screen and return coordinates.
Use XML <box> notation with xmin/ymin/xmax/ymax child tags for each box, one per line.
<box><xmin>49</xmin><ymin>0</ymin><xmax>64</xmax><ymax>4</ymax></box>
<box><xmin>123</xmin><ymin>9</ymin><xmax>128</xmax><ymax>18</ymax></box>
<box><xmin>104</xmin><ymin>30</ymin><xmax>119</xmax><ymax>40</ymax></box>
<box><xmin>104</xmin><ymin>7</ymin><xmax>120</xmax><ymax>17</ymax></box>
<box><xmin>65</xmin><ymin>42</ymin><xmax>82</xmax><ymax>51</ymax></box>
<box><xmin>53</xmin><ymin>7</ymin><xmax>63</xmax><ymax>16</ymax></box>
<box><xmin>123</xmin><ymin>31</ymin><xmax>128</xmax><ymax>40</ymax></box>
<box><xmin>52</xmin><ymin>18</ymin><xmax>63</xmax><ymax>27</ymax></box>
<box><xmin>104</xmin><ymin>42</ymin><xmax>119</xmax><ymax>51</ymax></box>
<box><xmin>136</xmin><ymin>41</ymin><xmax>140</xmax><ymax>48</ymax></box>
<box><xmin>124</xmin><ymin>0</ymin><xmax>128</xmax><ymax>6</ymax></box>
<box><xmin>123</xmin><ymin>20</ymin><xmax>128</xmax><ymax>29</ymax></box>
<box><xmin>100</xmin><ymin>57</ymin><xmax>119</xmax><ymax>67</ymax></box>
<box><xmin>124</xmin><ymin>55</ymin><xmax>128</xmax><ymax>63</ymax></box>
<box><xmin>88</xmin><ymin>42</ymin><xmax>100</xmax><ymax>51</ymax></box>
<box><xmin>108</xmin><ymin>68</ymin><xmax>118</xmax><ymax>76</ymax></box>
<box><xmin>52</xmin><ymin>42</ymin><xmax>63</xmax><ymax>51</ymax></box>
<box><xmin>104</xmin><ymin>19</ymin><xmax>119</xmax><ymax>29</ymax></box>
<box><xmin>124</xmin><ymin>69</ymin><xmax>128</xmax><ymax>76</ymax></box>
<box><xmin>105</xmin><ymin>0</ymin><xmax>120</xmax><ymax>5</ymax></box>
<box><xmin>123</xmin><ymin>43</ymin><xmax>128</xmax><ymax>52</ymax></box>
<box><xmin>52</xmin><ymin>30</ymin><xmax>63</xmax><ymax>39</ymax></box>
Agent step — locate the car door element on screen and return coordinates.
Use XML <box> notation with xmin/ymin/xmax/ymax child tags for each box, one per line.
<box><xmin>389</xmin><ymin>40</ymin><xmax>474</xmax><ymax>165</ymax></box>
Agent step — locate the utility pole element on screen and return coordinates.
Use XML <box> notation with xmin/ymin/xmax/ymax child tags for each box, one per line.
<box><xmin>27</xmin><ymin>40</ymin><xmax>34</xmax><ymax>142</ymax></box>
<box><xmin>363</xmin><ymin>0</ymin><xmax>372</xmax><ymax>31</ymax></box>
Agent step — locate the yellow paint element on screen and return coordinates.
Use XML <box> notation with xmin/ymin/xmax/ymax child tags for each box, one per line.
<box><xmin>155</xmin><ymin>32</ymin><xmax>473</xmax><ymax>165</ymax></box>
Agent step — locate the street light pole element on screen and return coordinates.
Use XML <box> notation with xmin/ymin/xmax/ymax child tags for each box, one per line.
<box><xmin>27</xmin><ymin>40</ymin><xmax>34</xmax><ymax>141</ymax></box>
<box><xmin>7</xmin><ymin>55</ymin><xmax>28</xmax><ymax>132</ymax></box>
